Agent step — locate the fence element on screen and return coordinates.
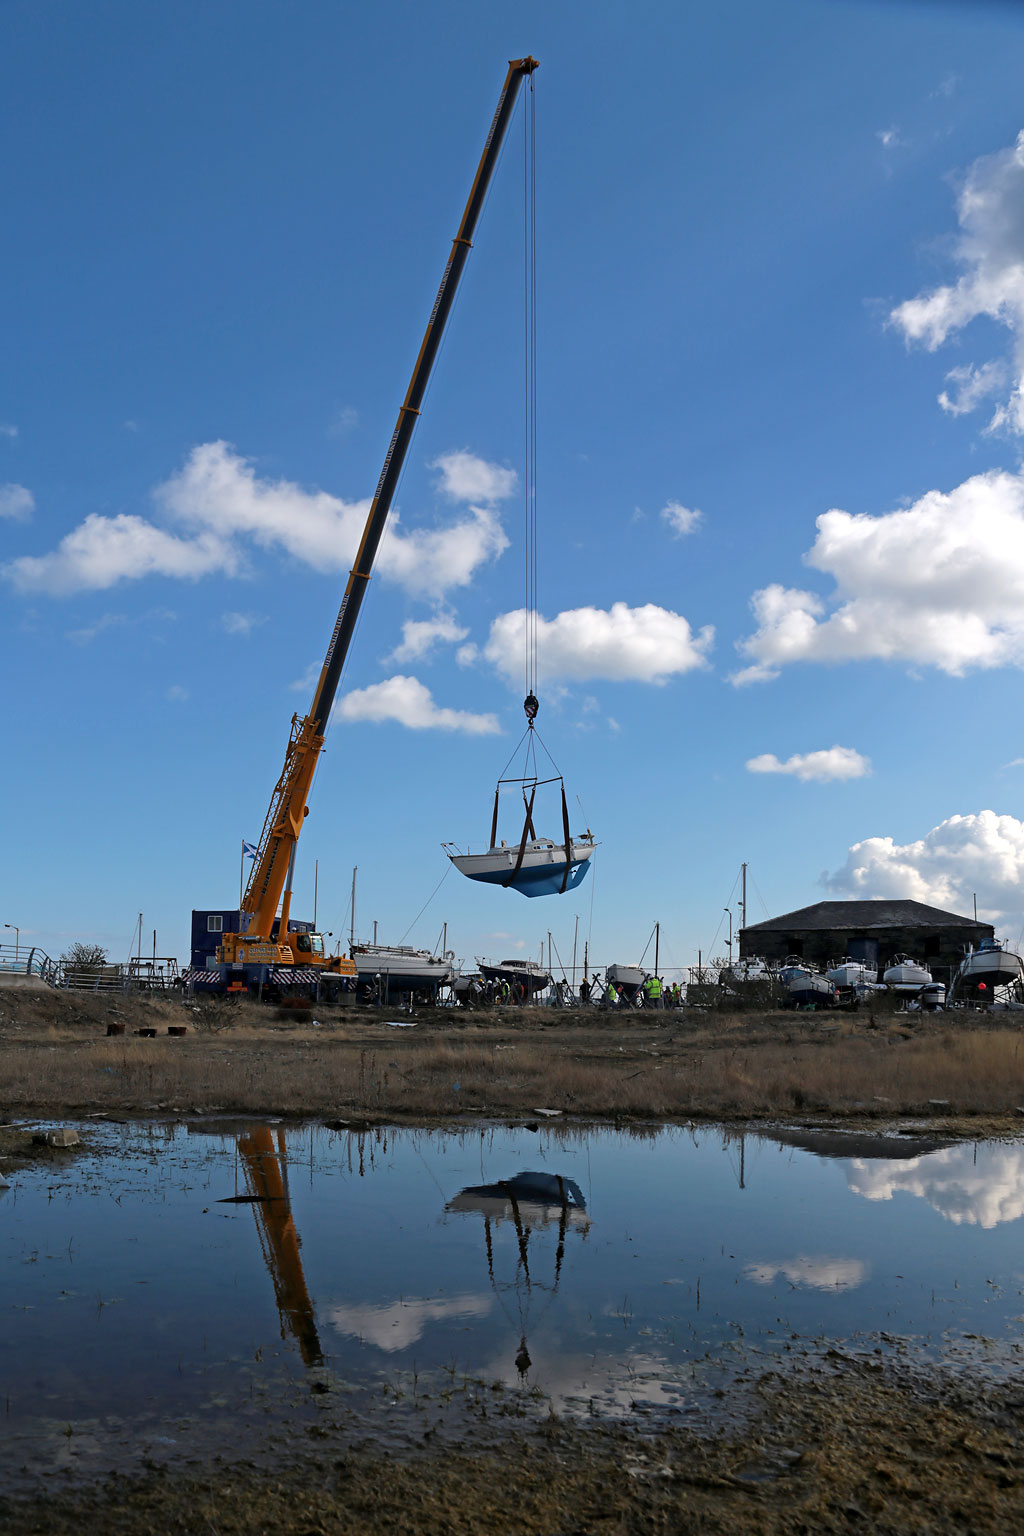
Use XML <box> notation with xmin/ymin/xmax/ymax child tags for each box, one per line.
<box><xmin>0</xmin><ymin>942</ymin><xmax>58</xmax><ymax>985</ymax></box>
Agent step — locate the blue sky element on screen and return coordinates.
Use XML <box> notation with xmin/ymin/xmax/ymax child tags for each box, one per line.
<box><xmin>6</xmin><ymin>0</ymin><xmax>1024</xmax><ymax>976</ymax></box>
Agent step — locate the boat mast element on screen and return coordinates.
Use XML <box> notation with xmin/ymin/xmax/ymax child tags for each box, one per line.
<box><xmin>350</xmin><ymin>866</ymin><xmax>357</xmax><ymax>952</ymax></box>
<box><xmin>741</xmin><ymin>862</ymin><xmax>747</xmax><ymax>937</ymax></box>
<box><xmin>654</xmin><ymin>921</ymin><xmax>659</xmax><ymax>976</ymax></box>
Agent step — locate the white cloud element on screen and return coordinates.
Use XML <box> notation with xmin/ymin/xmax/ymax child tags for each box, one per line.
<box><xmin>0</xmin><ymin>423</ymin><xmax>17</xmax><ymax>440</ymax></box>
<box><xmin>165</xmin><ymin>683</ymin><xmax>189</xmax><ymax>702</ymax></box>
<box><xmin>221</xmin><ymin>611</ymin><xmax>265</xmax><ymax>637</ymax></box>
<box><xmin>485</xmin><ymin>602</ymin><xmax>713</xmax><ymax>686</ymax></box>
<box><xmin>455</xmin><ymin>641</ymin><xmax>478</xmax><ymax>668</ymax></box>
<box><xmin>336</xmin><ymin>674</ymin><xmax>500</xmax><ymax>734</ymax></box>
<box><xmin>660</xmin><ymin>500</ymin><xmax>702</xmax><ymax>538</ymax></box>
<box><xmin>4</xmin><ymin>442</ymin><xmax>511</xmax><ymax>598</ymax></box>
<box><xmin>734</xmin><ymin>469</ymin><xmax>1024</xmax><ymax>682</ymax></box>
<box><xmin>6</xmin><ymin>512</ymin><xmax>233</xmax><ymax>593</ymax></box>
<box><xmin>327</xmin><ymin>404</ymin><xmax>359</xmax><ymax>438</ymax></box>
<box><xmin>826</xmin><ymin>808</ymin><xmax>1024</xmax><ymax>925</ymax></box>
<box><xmin>0</xmin><ymin>484</ymin><xmax>34</xmax><ymax>521</ymax></box>
<box><xmin>67</xmin><ymin>612</ymin><xmax>128</xmax><ymax>646</ymax></box>
<box><xmin>876</xmin><ymin>126</ymin><xmax>903</xmax><ymax>150</ymax></box>
<box><xmin>746</xmin><ymin>746</ymin><xmax>871</xmax><ymax>783</ymax></box>
<box><xmin>431</xmin><ymin>449</ymin><xmax>517</xmax><ymax>505</ymax></box>
<box><xmin>890</xmin><ymin>129</ymin><xmax>1024</xmax><ymax>432</ymax></box>
<box><xmin>745</xmin><ymin>1256</ymin><xmax>868</xmax><ymax>1291</ymax></box>
<box><xmin>388</xmin><ymin>611</ymin><xmax>468</xmax><ymax>664</ymax></box>
<box><xmin>938</xmin><ymin>360</ymin><xmax>1008</xmax><ymax>416</ymax></box>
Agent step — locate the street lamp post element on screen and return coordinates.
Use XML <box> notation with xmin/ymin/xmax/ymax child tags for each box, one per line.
<box><xmin>723</xmin><ymin>908</ymin><xmax>733</xmax><ymax>967</ymax></box>
<box><xmin>4</xmin><ymin>923</ymin><xmax>20</xmax><ymax>962</ymax></box>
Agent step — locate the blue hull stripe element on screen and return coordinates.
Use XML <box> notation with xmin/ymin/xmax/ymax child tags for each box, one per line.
<box><xmin>460</xmin><ymin>859</ymin><xmax>593</xmax><ymax>898</ymax></box>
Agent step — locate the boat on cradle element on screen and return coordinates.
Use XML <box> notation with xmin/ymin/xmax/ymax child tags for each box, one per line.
<box><xmin>351</xmin><ymin>943</ymin><xmax>454</xmax><ymax>993</ymax></box>
<box><xmin>478</xmin><ymin>958</ymin><xmax>551</xmax><ymax>996</ymax></box>
<box><xmin>827</xmin><ymin>958</ymin><xmax>878</xmax><ymax>988</ymax></box>
<box><xmin>918</xmin><ymin>982</ymin><xmax>946</xmax><ymax>1011</ymax></box>
<box><xmin>605</xmin><ymin>962</ymin><xmax>647</xmax><ymax>999</ymax></box>
<box><xmin>444</xmin><ymin>834</ymin><xmax>596</xmax><ymax>898</ymax></box>
<box><xmin>778</xmin><ymin>957</ymin><xmax>837</xmax><ymax>1007</ymax></box>
<box><xmin>882</xmin><ymin>955</ymin><xmax>932</xmax><ymax>992</ymax></box>
<box><xmin>723</xmin><ymin>956</ymin><xmax>774</xmax><ymax>986</ymax></box>
<box><xmin>954</xmin><ymin>937</ymin><xmax>1023</xmax><ymax>994</ymax></box>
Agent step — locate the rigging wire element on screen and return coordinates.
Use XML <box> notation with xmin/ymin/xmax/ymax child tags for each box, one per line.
<box><xmin>398</xmin><ymin>863</ymin><xmax>452</xmax><ymax>944</ymax></box>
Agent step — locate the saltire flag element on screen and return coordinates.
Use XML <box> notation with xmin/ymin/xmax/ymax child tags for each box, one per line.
<box><xmin>242</xmin><ymin>840</ymin><xmax>258</xmax><ymax>861</ymax></box>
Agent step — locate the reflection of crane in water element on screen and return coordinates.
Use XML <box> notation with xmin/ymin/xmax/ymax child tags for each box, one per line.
<box><xmin>446</xmin><ymin>1172</ymin><xmax>590</xmax><ymax>1378</ymax></box>
<box><xmin>237</xmin><ymin>1126</ymin><xmax>323</xmax><ymax>1368</ymax></box>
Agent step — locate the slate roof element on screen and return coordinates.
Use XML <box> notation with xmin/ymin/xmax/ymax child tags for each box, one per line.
<box><xmin>742</xmin><ymin>899</ymin><xmax>990</xmax><ymax>933</ymax></box>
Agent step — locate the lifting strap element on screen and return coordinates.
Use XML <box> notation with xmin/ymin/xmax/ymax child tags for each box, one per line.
<box><xmin>559</xmin><ymin>779</ymin><xmax>573</xmax><ymax>895</ymax></box>
<box><xmin>503</xmin><ymin>783</ymin><xmax>537</xmax><ymax>887</ymax></box>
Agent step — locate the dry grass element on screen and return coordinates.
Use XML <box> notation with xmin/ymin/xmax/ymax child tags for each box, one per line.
<box><xmin>1</xmin><ymin>988</ymin><xmax>1024</xmax><ymax>1122</ymax></box>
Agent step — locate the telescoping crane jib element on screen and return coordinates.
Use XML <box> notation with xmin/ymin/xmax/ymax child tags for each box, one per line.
<box><xmin>217</xmin><ymin>56</ymin><xmax>539</xmax><ymax>985</ymax></box>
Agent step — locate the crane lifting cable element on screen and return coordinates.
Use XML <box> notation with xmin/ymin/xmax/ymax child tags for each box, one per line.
<box><xmin>445</xmin><ymin>78</ymin><xmax>597</xmax><ymax>899</ymax></box>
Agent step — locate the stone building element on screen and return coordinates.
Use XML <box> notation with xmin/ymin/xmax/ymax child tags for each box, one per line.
<box><xmin>738</xmin><ymin>899</ymin><xmax>992</xmax><ymax>983</ymax></box>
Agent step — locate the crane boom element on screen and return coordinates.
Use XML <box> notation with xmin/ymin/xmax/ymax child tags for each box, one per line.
<box><xmin>220</xmin><ymin>56</ymin><xmax>538</xmax><ymax>972</ymax></box>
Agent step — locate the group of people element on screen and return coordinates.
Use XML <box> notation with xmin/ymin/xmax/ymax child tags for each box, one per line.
<box><xmin>600</xmin><ymin>974</ymin><xmax>682</xmax><ymax>1010</ymax></box>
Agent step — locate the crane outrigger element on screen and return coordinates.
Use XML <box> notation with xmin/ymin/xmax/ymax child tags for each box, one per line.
<box><xmin>215</xmin><ymin>56</ymin><xmax>539</xmax><ymax>992</ymax></box>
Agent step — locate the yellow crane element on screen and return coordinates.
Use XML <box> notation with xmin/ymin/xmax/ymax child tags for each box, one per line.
<box><xmin>216</xmin><ymin>57</ymin><xmax>539</xmax><ymax>992</ymax></box>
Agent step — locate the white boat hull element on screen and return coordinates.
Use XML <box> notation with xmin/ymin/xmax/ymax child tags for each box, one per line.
<box><xmin>827</xmin><ymin>961</ymin><xmax>877</xmax><ymax>988</ymax></box>
<box><xmin>351</xmin><ymin>944</ymin><xmax>454</xmax><ymax>989</ymax></box>
<box><xmin>446</xmin><ymin>838</ymin><xmax>595</xmax><ymax>898</ymax></box>
<box><xmin>606</xmin><ymin>964</ymin><xmax>647</xmax><ymax>990</ymax></box>
<box><xmin>957</xmin><ymin>946</ymin><xmax>1022</xmax><ymax>990</ymax></box>
<box><xmin>883</xmin><ymin>961</ymin><xmax>932</xmax><ymax>991</ymax></box>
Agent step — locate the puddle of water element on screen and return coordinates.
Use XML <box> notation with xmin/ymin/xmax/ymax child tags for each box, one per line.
<box><xmin>2</xmin><ymin>1120</ymin><xmax>1023</xmax><ymax>1489</ymax></box>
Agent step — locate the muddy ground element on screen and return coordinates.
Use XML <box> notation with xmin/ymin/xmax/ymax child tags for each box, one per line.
<box><xmin>2</xmin><ymin>1359</ymin><xmax>1022</xmax><ymax>1534</ymax></box>
<box><xmin>2</xmin><ymin>983</ymin><xmax>1023</xmax><ymax>1531</ymax></box>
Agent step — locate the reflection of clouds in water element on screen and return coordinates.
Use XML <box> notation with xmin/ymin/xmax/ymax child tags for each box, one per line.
<box><xmin>326</xmin><ymin>1292</ymin><xmax>493</xmax><ymax>1351</ymax></box>
<box><xmin>745</xmin><ymin>1256</ymin><xmax>868</xmax><ymax>1291</ymax></box>
<box><xmin>846</xmin><ymin>1144</ymin><xmax>1024</xmax><ymax>1229</ymax></box>
<box><xmin>481</xmin><ymin>1344</ymin><xmax>689</xmax><ymax>1414</ymax></box>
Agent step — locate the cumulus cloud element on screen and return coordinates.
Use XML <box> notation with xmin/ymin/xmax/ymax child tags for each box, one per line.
<box><xmin>431</xmin><ymin>449</ymin><xmax>516</xmax><ymax>505</ymax></box>
<box><xmin>746</xmin><ymin>746</ymin><xmax>871</xmax><ymax>783</ymax></box>
<box><xmin>67</xmin><ymin>612</ymin><xmax>128</xmax><ymax>646</ymax></box>
<box><xmin>734</xmin><ymin>469</ymin><xmax>1024</xmax><ymax>682</ymax></box>
<box><xmin>336</xmin><ymin>674</ymin><xmax>500</xmax><ymax>734</ymax></box>
<box><xmin>485</xmin><ymin>602</ymin><xmax>713</xmax><ymax>686</ymax></box>
<box><xmin>221</xmin><ymin>611</ymin><xmax>265</xmax><ymax>637</ymax></box>
<box><xmin>846</xmin><ymin>1144</ymin><xmax>1024</xmax><ymax>1229</ymax></box>
<box><xmin>826</xmin><ymin>808</ymin><xmax>1024</xmax><ymax>925</ymax></box>
<box><xmin>388</xmin><ymin>611</ymin><xmax>468</xmax><ymax>664</ymax></box>
<box><xmin>745</xmin><ymin>1256</ymin><xmax>868</xmax><ymax>1291</ymax></box>
<box><xmin>890</xmin><ymin>129</ymin><xmax>1024</xmax><ymax>432</ymax></box>
<box><xmin>0</xmin><ymin>484</ymin><xmax>34</xmax><ymax>521</ymax></box>
<box><xmin>6</xmin><ymin>513</ymin><xmax>232</xmax><ymax>593</ymax></box>
<box><xmin>938</xmin><ymin>360</ymin><xmax>1008</xmax><ymax>417</ymax></box>
<box><xmin>660</xmin><ymin>500</ymin><xmax>702</xmax><ymax>538</ymax></box>
<box><xmin>4</xmin><ymin>442</ymin><xmax>511</xmax><ymax>599</ymax></box>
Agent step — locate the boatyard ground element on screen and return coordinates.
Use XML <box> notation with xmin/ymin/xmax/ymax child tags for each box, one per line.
<box><xmin>3</xmin><ymin>986</ymin><xmax>1024</xmax><ymax>1534</ymax></box>
<box><xmin>1</xmin><ymin>986</ymin><xmax>1023</xmax><ymax>1130</ymax></box>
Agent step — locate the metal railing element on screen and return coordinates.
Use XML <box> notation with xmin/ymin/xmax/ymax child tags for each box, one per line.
<box><xmin>0</xmin><ymin>942</ymin><xmax>58</xmax><ymax>985</ymax></box>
